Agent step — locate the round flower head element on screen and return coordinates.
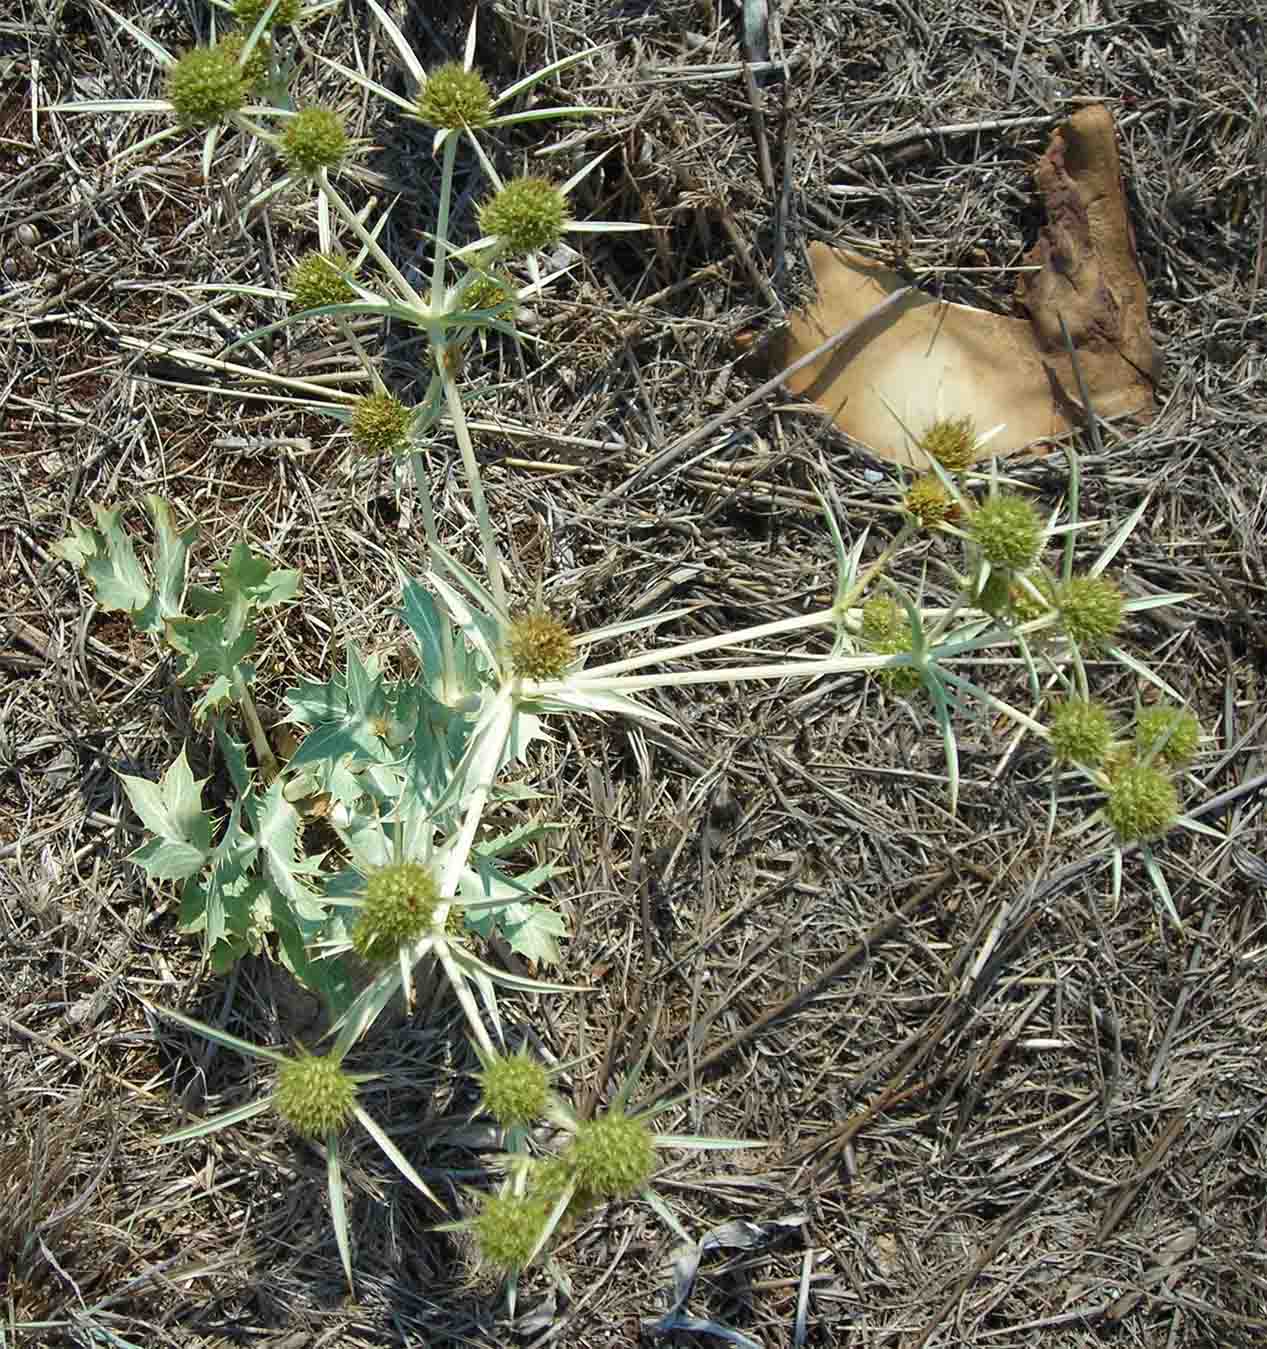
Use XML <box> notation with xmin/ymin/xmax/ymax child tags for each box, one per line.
<box><xmin>417</xmin><ymin>62</ymin><xmax>493</xmax><ymax>130</ymax></box>
<box><xmin>214</xmin><ymin>32</ymin><xmax>271</xmax><ymax>91</ymax></box>
<box><xmin>1135</xmin><ymin>705</ymin><xmax>1201</xmax><ymax>767</ymax></box>
<box><xmin>1048</xmin><ymin>699</ymin><xmax>1113</xmax><ymax>767</ymax></box>
<box><xmin>526</xmin><ymin>1155</ymin><xmax>588</xmax><ymax>1227</ymax></box>
<box><xmin>903</xmin><ymin>475</ymin><xmax>954</xmax><ymax>530</ymax></box>
<box><xmin>352</xmin><ymin>860</ymin><xmax>440</xmax><ymax>962</ymax></box>
<box><xmin>350</xmin><ymin>392</ymin><xmax>411</xmax><ymax>456</ymax></box>
<box><xmin>166</xmin><ymin>46</ymin><xmax>246</xmax><ymax>128</ymax></box>
<box><xmin>473</xmin><ymin>1191</ymin><xmax>549</xmax><ymax>1273</ymax></box>
<box><xmin>281</xmin><ymin>106</ymin><xmax>348</xmax><ymax>177</ymax></box>
<box><xmin>968</xmin><ymin>493</ymin><xmax>1043</xmax><ymax>572</ymax></box>
<box><xmin>234</xmin><ymin>0</ymin><xmax>303</xmax><ymax>29</ymax></box>
<box><xmin>288</xmin><ymin>251</ymin><xmax>356</xmax><ymax>311</ymax></box>
<box><xmin>274</xmin><ymin>1053</ymin><xmax>357</xmax><ymax>1138</ymax></box>
<box><xmin>566</xmin><ymin>1112</ymin><xmax>655</xmax><ymax>1199</ymax></box>
<box><xmin>477</xmin><ymin>1049</ymin><xmax>550</xmax><ymax>1128</ymax></box>
<box><xmin>1104</xmin><ymin>761</ymin><xmax>1179</xmax><ymax>843</ymax></box>
<box><xmin>479</xmin><ymin>177</ymin><xmax>567</xmax><ymax>255</ymax></box>
<box><xmin>1054</xmin><ymin>574</ymin><xmax>1124</xmax><ymax>649</ymax></box>
<box><xmin>920</xmin><ymin>415</ymin><xmax>978</xmax><ymax>473</ymax></box>
<box><xmin>506</xmin><ymin>611</ymin><xmax>575</xmax><ymax>680</ymax></box>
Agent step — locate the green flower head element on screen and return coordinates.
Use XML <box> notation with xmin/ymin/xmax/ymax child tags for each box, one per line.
<box><xmin>566</xmin><ymin>1111</ymin><xmax>656</xmax><ymax>1199</ymax></box>
<box><xmin>477</xmin><ymin>1049</ymin><xmax>550</xmax><ymax>1128</ymax></box>
<box><xmin>288</xmin><ymin>251</ymin><xmax>356</xmax><ymax>311</ymax></box>
<box><xmin>234</xmin><ymin>0</ymin><xmax>303</xmax><ymax>29</ymax></box>
<box><xmin>473</xmin><ymin>1191</ymin><xmax>549</xmax><ymax>1273</ymax></box>
<box><xmin>506</xmin><ymin>611</ymin><xmax>575</xmax><ymax>680</ymax></box>
<box><xmin>417</xmin><ymin>63</ymin><xmax>493</xmax><ymax>130</ymax></box>
<box><xmin>1104</xmin><ymin>761</ymin><xmax>1179</xmax><ymax>843</ymax></box>
<box><xmin>274</xmin><ymin>1053</ymin><xmax>357</xmax><ymax>1138</ymax></box>
<box><xmin>459</xmin><ymin>270</ymin><xmax>515</xmax><ymax>315</ymax></box>
<box><xmin>351</xmin><ymin>860</ymin><xmax>441</xmax><ymax>962</ymax></box>
<box><xmin>350</xmin><ymin>392</ymin><xmax>412</xmax><ymax>456</ymax></box>
<box><xmin>920</xmin><ymin>415</ymin><xmax>978</xmax><ymax>473</ymax></box>
<box><xmin>1048</xmin><ymin>699</ymin><xmax>1113</xmax><ymax>767</ymax></box>
<box><xmin>968</xmin><ymin>493</ymin><xmax>1043</xmax><ymax>572</ymax></box>
<box><xmin>1054</xmin><ymin>574</ymin><xmax>1124</xmax><ymax>649</ymax></box>
<box><xmin>1135</xmin><ymin>705</ymin><xmax>1201</xmax><ymax>767</ymax></box>
<box><xmin>166</xmin><ymin>46</ymin><xmax>246</xmax><ymax>128</ymax></box>
<box><xmin>281</xmin><ymin>106</ymin><xmax>348</xmax><ymax>177</ymax></box>
<box><xmin>479</xmin><ymin>177</ymin><xmax>567</xmax><ymax>255</ymax></box>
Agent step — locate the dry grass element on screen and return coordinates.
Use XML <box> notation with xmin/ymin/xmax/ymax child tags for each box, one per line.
<box><xmin>3</xmin><ymin>0</ymin><xmax>1267</xmax><ymax>1345</ymax></box>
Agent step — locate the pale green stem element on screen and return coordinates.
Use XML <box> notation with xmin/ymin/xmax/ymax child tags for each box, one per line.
<box><xmin>430</xmin><ymin>136</ymin><xmax>460</xmax><ymax>308</ymax></box>
<box><xmin>232</xmin><ymin>668</ymin><xmax>280</xmax><ymax>780</ymax></box>
<box><xmin>318</xmin><ymin>170</ymin><xmax>429</xmax><ymax>311</ymax></box>
<box><xmin>443</xmin><ymin>371</ymin><xmax>507</xmax><ymax>613</ymax></box>
<box><xmin>409</xmin><ymin>449</ymin><xmax>456</xmax><ymax>681</ymax></box>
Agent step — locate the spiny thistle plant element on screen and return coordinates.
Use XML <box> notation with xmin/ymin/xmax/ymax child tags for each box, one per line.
<box><xmin>49</xmin><ymin>1</ymin><xmax>1221</xmax><ymax>1301</ymax></box>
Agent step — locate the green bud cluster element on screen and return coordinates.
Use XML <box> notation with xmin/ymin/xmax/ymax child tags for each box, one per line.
<box><xmin>473</xmin><ymin>1191</ymin><xmax>549</xmax><ymax>1272</ymax></box>
<box><xmin>352</xmin><ymin>860</ymin><xmax>440</xmax><ymax>962</ymax></box>
<box><xmin>860</xmin><ymin>596</ymin><xmax>920</xmax><ymax>692</ymax></box>
<box><xmin>274</xmin><ymin>1053</ymin><xmax>357</xmax><ymax>1138</ymax></box>
<box><xmin>1048</xmin><ymin>699</ymin><xmax>1113</xmax><ymax>767</ymax></box>
<box><xmin>479</xmin><ymin>177</ymin><xmax>567</xmax><ymax>255</ymax></box>
<box><xmin>903</xmin><ymin>475</ymin><xmax>954</xmax><ymax>529</ymax></box>
<box><xmin>281</xmin><ymin>106</ymin><xmax>348</xmax><ymax>177</ymax></box>
<box><xmin>215</xmin><ymin>32</ymin><xmax>271</xmax><ymax>91</ymax></box>
<box><xmin>1053</xmin><ymin>574</ymin><xmax>1124</xmax><ymax>648</ymax></box>
<box><xmin>1135</xmin><ymin>705</ymin><xmax>1200</xmax><ymax>767</ymax></box>
<box><xmin>234</xmin><ymin>0</ymin><xmax>303</xmax><ymax>29</ymax></box>
<box><xmin>506</xmin><ymin>611</ymin><xmax>575</xmax><ymax>680</ymax></box>
<box><xmin>417</xmin><ymin>63</ymin><xmax>493</xmax><ymax>129</ymax></box>
<box><xmin>1104</xmin><ymin>761</ymin><xmax>1179</xmax><ymax>842</ymax></box>
<box><xmin>460</xmin><ymin>270</ymin><xmax>515</xmax><ymax>314</ymax></box>
<box><xmin>477</xmin><ymin>1050</ymin><xmax>549</xmax><ymax>1127</ymax></box>
<box><xmin>349</xmin><ymin>393</ymin><xmax>412</xmax><ymax>456</ymax></box>
<box><xmin>564</xmin><ymin>1111</ymin><xmax>655</xmax><ymax>1199</ymax></box>
<box><xmin>166</xmin><ymin>47</ymin><xmax>246</xmax><ymax>128</ymax></box>
<box><xmin>968</xmin><ymin>493</ymin><xmax>1043</xmax><ymax>572</ymax></box>
<box><xmin>288</xmin><ymin>251</ymin><xmax>356</xmax><ymax>311</ymax></box>
<box><xmin>920</xmin><ymin>415</ymin><xmax>977</xmax><ymax>473</ymax></box>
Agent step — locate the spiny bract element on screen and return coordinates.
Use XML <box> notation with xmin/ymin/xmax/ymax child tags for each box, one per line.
<box><xmin>166</xmin><ymin>47</ymin><xmax>246</xmax><ymax>128</ymax></box>
<box><xmin>479</xmin><ymin>177</ymin><xmax>567</xmax><ymax>255</ymax></box>
<box><xmin>1104</xmin><ymin>761</ymin><xmax>1179</xmax><ymax>843</ymax></box>
<box><xmin>566</xmin><ymin>1112</ymin><xmax>656</xmax><ymax>1199</ymax></box>
<box><xmin>274</xmin><ymin>1053</ymin><xmax>357</xmax><ymax>1138</ymax></box>
<box><xmin>473</xmin><ymin>1191</ymin><xmax>549</xmax><ymax>1272</ymax></box>
<box><xmin>352</xmin><ymin>860</ymin><xmax>440</xmax><ymax>962</ymax></box>
<box><xmin>1054</xmin><ymin>575</ymin><xmax>1124</xmax><ymax>649</ymax></box>
<box><xmin>234</xmin><ymin>0</ymin><xmax>303</xmax><ymax>29</ymax></box>
<box><xmin>1048</xmin><ymin>699</ymin><xmax>1113</xmax><ymax>767</ymax></box>
<box><xmin>506</xmin><ymin>612</ymin><xmax>575</xmax><ymax>680</ymax></box>
<box><xmin>288</xmin><ymin>251</ymin><xmax>356</xmax><ymax>311</ymax></box>
<box><xmin>416</xmin><ymin>63</ymin><xmax>493</xmax><ymax>130</ymax></box>
<box><xmin>968</xmin><ymin>493</ymin><xmax>1043</xmax><ymax>572</ymax></box>
<box><xmin>478</xmin><ymin>1050</ymin><xmax>550</xmax><ymax>1127</ymax></box>
<box><xmin>349</xmin><ymin>393</ymin><xmax>411</xmax><ymax>455</ymax></box>
<box><xmin>920</xmin><ymin>415</ymin><xmax>977</xmax><ymax>473</ymax></box>
<box><xmin>281</xmin><ymin>106</ymin><xmax>348</xmax><ymax>177</ymax></box>
<box><xmin>1135</xmin><ymin>705</ymin><xmax>1201</xmax><ymax>767</ymax></box>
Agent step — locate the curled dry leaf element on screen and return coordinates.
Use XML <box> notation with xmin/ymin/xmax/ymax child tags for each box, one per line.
<box><xmin>750</xmin><ymin>104</ymin><xmax>1159</xmax><ymax>466</ymax></box>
